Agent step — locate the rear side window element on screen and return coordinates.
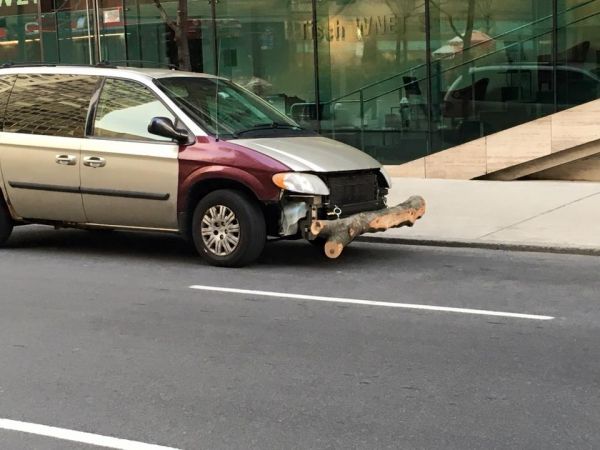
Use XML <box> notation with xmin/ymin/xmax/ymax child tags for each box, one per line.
<box><xmin>4</xmin><ymin>74</ymin><xmax>98</xmax><ymax>137</ymax></box>
<box><xmin>92</xmin><ymin>78</ymin><xmax>175</xmax><ymax>142</ymax></box>
<box><xmin>0</xmin><ymin>75</ymin><xmax>16</xmax><ymax>131</ymax></box>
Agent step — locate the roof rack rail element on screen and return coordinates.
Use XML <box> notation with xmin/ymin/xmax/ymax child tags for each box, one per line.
<box><xmin>0</xmin><ymin>62</ymin><xmax>119</xmax><ymax>69</ymax></box>
<box><xmin>1</xmin><ymin>62</ymin><xmax>57</xmax><ymax>69</ymax></box>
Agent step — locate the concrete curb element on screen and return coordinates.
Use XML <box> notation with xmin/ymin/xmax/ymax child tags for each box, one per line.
<box><xmin>357</xmin><ymin>236</ymin><xmax>600</xmax><ymax>257</ymax></box>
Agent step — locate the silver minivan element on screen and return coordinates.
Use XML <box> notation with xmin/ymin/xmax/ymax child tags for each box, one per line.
<box><xmin>0</xmin><ymin>64</ymin><xmax>422</xmax><ymax>266</ymax></box>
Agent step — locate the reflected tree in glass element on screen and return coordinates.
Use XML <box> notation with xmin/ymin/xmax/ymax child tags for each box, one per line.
<box><xmin>152</xmin><ymin>0</ymin><xmax>191</xmax><ymax>70</ymax></box>
<box><xmin>430</xmin><ymin>0</ymin><xmax>476</xmax><ymax>53</ymax></box>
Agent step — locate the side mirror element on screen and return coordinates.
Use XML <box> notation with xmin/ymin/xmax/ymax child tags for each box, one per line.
<box><xmin>148</xmin><ymin>117</ymin><xmax>193</xmax><ymax>145</ymax></box>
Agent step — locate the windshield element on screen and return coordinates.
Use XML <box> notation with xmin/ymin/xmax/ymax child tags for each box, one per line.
<box><xmin>155</xmin><ymin>76</ymin><xmax>310</xmax><ymax>139</ymax></box>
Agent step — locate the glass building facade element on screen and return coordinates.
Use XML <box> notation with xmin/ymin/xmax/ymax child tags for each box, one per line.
<box><xmin>1</xmin><ymin>0</ymin><xmax>599</xmax><ymax>164</ymax></box>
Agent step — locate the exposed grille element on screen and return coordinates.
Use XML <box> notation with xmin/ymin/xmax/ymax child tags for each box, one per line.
<box><xmin>321</xmin><ymin>170</ymin><xmax>383</xmax><ymax>216</ymax></box>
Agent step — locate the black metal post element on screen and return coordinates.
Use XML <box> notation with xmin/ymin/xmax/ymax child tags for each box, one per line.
<box><xmin>552</xmin><ymin>0</ymin><xmax>558</xmax><ymax>112</ymax></box>
<box><xmin>210</xmin><ymin>0</ymin><xmax>219</xmax><ymax>74</ymax></box>
<box><xmin>36</xmin><ymin>0</ymin><xmax>44</xmax><ymax>62</ymax></box>
<box><xmin>424</xmin><ymin>0</ymin><xmax>433</xmax><ymax>158</ymax></box>
<box><xmin>311</xmin><ymin>0</ymin><xmax>321</xmax><ymax>133</ymax></box>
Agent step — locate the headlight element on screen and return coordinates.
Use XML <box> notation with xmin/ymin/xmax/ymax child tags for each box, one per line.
<box><xmin>272</xmin><ymin>172</ymin><xmax>330</xmax><ymax>196</ymax></box>
<box><xmin>380</xmin><ymin>167</ymin><xmax>392</xmax><ymax>188</ymax></box>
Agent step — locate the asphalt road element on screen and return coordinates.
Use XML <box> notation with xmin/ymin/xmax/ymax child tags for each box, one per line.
<box><xmin>0</xmin><ymin>225</ymin><xmax>599</xmax><ymax>450</ymax></box>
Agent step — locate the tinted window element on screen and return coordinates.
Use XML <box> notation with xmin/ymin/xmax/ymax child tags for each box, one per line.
<box><xmin>4</xmin><ymin>74</ymin><xmax>98</xmax><ymax>137</ymax></box>
<box><xmin>0</xmin><ymin>76</ymin><xmax>16</xmax><ymax>131</ymax></box>
<box><xmin>93</xmin><ymin>78</ymin><xmax>175</xmax><ymax>142</ymax></box>
<box><xmin>156</xmin><ymin>77</ymin><xmax>308</xmax><ymax>139</ymax></box>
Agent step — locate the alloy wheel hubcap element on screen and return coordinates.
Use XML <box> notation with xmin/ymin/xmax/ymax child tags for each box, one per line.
<box><xmin>201</xmin><ymin>205</ymin><xmax>241</xmax><ymax>256</ymax></box>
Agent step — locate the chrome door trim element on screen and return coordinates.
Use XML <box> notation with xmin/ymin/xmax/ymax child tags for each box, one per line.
<box><xmin>8</xmin><ymin>181</ymin><xmax>170</xmax><ymax>201</ymax></box>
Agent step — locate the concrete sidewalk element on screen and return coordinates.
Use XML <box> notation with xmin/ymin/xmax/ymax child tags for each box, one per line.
<box><xmin>365</xmin><ymin>178</ymin><xmax>600</xmax><ymax>254</ymax></box>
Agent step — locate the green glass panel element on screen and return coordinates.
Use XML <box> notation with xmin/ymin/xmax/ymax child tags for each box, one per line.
<box><xmin>556</xmin><ymin>0</ymin><xmax>600</xmax><ymax>110</ymax></box>
<box><xmin>316</xmin><ymin>0</ymin><xmax>428</xmax><ymax>164</ymax></box>
<box><xmin>0</xmin><ymin>0</ymin><xmax>41</xmax><ymax>64</ymax></box>
<box><xmin>214</xmin><ymin>0</ymin><xmax>316</xmax><ymax>118</ymax></box>
<box><xmin>121</xmin><ymin>0</ymin><xmax>213</xmax><ymax>70</ymax></box>
<box><xmin>429</xmin><ymin>0</ymin><xmax>554</xmax><ymax>153</ymax></box>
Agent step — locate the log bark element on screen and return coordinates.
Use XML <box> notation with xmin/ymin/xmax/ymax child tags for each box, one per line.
<box><xmin>310</xmin><ymin>196</ymin><xmax>426</xmax><ymax>259</ymax></box>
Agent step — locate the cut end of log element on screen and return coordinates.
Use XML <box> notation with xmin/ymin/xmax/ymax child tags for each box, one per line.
<box><xmin>310</xmin><ymin>221</ymin><xmax>324</xmax><ymax>236</ymax></box>
<box><xmin>324</xmin><ymin>241</ymin><xmax>344</xmax><ymax>259</ymax></box>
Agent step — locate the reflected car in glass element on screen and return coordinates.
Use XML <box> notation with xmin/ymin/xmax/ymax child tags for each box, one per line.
<box><xmin>442</xmin><ymin>64</ymin><xmax>600</xmax><ymax>134</ymax></box>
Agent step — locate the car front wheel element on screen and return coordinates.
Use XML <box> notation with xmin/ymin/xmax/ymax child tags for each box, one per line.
<box><xmin>192</xmin><ymin>189</ymin><xmax>266</xmax><ymax>267</ymax></box>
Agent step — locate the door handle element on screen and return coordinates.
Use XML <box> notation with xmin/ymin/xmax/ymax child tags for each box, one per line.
<box><xmin>83</xmin><ymin>156</ymin><xmax>106</xmax><ymax>168</ymax></box>
<box><xmin>56</xmin><ymin>155</ymin><xmax>77</xmax><ymax>166</ymax></box>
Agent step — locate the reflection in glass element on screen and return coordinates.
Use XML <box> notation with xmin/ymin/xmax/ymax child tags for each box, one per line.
<box><xmin>556</xmin><ymin>0</ymin><xmax>600</xmax><ymax>110</ymax></box>
<box><xmin>3</xmin><ymin>0</ymin><xmax>600</xmax><ymax>165</ymax></box>
<box><xmin>316</xmin><ymin>0</ymin><xmax>429</xmax><ymax>163</ymax></box>
<box><xmin>156</xmin><ymin>76</ymin><xmax>308</xmax><ymax>139</ymax></box>
<box><xmin>429</xmin><ymin>0</ymin><xmax>555</xmax><ymax>152</ymax></box>
<box><xmin>0</xmin><ymin>0</ymin><xmax>41</xmax><ymax>63</ymax></box>
<box><xmin>123</xmin><ymin>0</ymin><xmax>214</xmax><ymax>71</ymax></box>
<box><xmin>4</xmin><ymin>74</ymin><xmax>98</xmax><ymax>137</ymax></box>
<box><xmin>0</xmin><ymin>75</ymin><xmax>16</xmax><ymax>129</ymax></box>
<box><xmin>214</xmin><ymin>0</ymin><xmax>316</xmax><ymax>119</ymax></box>
<box><xmin>94</xmin><ymin>78</ymin><xmax>175</xmax><ymax>141</ymax></box>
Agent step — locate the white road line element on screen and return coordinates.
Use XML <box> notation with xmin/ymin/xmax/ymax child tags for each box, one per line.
<box><xmin>0</xmin><ymin>419</ymin><xmax>180</xmax><ymax>450</ymax></box>
<box><xmin>189</xmin><ymin>285</ymin><xmax>554</xmax><ymax>321</ymax></box>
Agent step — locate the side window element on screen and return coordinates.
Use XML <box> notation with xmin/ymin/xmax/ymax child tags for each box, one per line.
<box><xmin>93</xmin><ymin>78</ymin><xmax>175</xmax><ymax>142</ymax></box>
<box><xmin>0</xmin><ymin>75</ymin><xmax>16</xmax><ymax>131</ymax></box>
<box><xmin>4</xmin><ymin>74</ymin><xmax>98</xmax><ymax>137</ymax></box>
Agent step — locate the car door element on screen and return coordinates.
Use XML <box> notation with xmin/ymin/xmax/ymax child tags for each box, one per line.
<box><xmin>0</xmin><ymin>73</ymin><xmax>97</xmax><ymax>222</ymax></box>
<box><xmin>80</xmin><ymin>77</ymin><xmax>180</xmax><ymax>230</ymax></box>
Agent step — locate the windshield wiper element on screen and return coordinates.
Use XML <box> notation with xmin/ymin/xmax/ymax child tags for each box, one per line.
<box><xmin>235</xmin><ymin>122</ymin><xmax>300</xmax><ymax>136</ymax></box>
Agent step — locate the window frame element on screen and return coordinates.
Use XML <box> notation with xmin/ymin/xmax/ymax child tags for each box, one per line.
<box><xmin>0</xmin><ymin>75</ymin><xmax>17</xmax><ymax>133</ymax></box>
<box><xmin>86</xmin><ymin>76</ymin><xmax>192</xmax><ymax>145</ymax></box>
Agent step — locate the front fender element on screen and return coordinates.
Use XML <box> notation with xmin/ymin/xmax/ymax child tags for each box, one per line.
<box><xmin>178</xmin><ymin>164</ymin><xmax>282</xmax><ymax>212</ymax></box>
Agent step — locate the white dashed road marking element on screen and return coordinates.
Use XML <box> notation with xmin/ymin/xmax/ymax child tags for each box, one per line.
<box><xmin>189</xmin><ymin>285</ymin><xmax>554</xmax><ymax>321</ymax></box>
<box><xmin>0</xmin><ymin>419</ymin><xmax>180</xmax><ymax>450</ymax></box>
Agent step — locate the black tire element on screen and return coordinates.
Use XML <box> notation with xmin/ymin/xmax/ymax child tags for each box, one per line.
<box><xmin>0</xmin><ymin>196</ymin><xmax>14</xmax><ymax>247</ymax></box>
<box><xmin>308</xmin><ymin>237</ymin><xmax>327</xmax><ymax>248</ymax></box>
<box><xmin>192</xmin><ymin>189</ymin><xmax>266</xmax><ymax>267</ymax></box>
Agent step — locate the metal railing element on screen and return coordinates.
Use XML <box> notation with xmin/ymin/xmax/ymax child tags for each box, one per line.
<box><xmin>317</xmin><ymin>0</ymin><xmax>599</xmax><ymax>147</ymax></box>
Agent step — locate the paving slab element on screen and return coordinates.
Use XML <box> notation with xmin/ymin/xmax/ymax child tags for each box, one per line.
<box><xmin>367</xmin><ymin>178</ymin><xmax>600</xmax><ymax>252</ymax></box>
<box><xmin>484</xmin><ymin>193</ymin><xmax>600</xmax><ymax>248</ymax></box>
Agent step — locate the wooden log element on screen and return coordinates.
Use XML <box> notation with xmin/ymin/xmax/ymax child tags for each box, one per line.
<box><xmin>310</xmin><ymin>195</ymin><xmax>426</xmax><ymax>259</ymax></box>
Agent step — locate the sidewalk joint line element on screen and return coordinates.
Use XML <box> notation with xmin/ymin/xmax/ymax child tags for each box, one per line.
<box><xmin>478</xmin><ymin>190</ymin><xmax>600</xmax><ymax>239</ymax></box>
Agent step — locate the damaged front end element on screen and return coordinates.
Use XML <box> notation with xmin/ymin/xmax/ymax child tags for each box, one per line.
<box><xmin>275</xmin><ymin>169</ymin><xmax>426</xmax><ymax>258</ymax></box>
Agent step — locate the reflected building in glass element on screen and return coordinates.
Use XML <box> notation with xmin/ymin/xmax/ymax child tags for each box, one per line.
<box><xmin>1</xmin><ymin>0</ymin><xmax>599</xmax><ymax>171</ymax></box>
